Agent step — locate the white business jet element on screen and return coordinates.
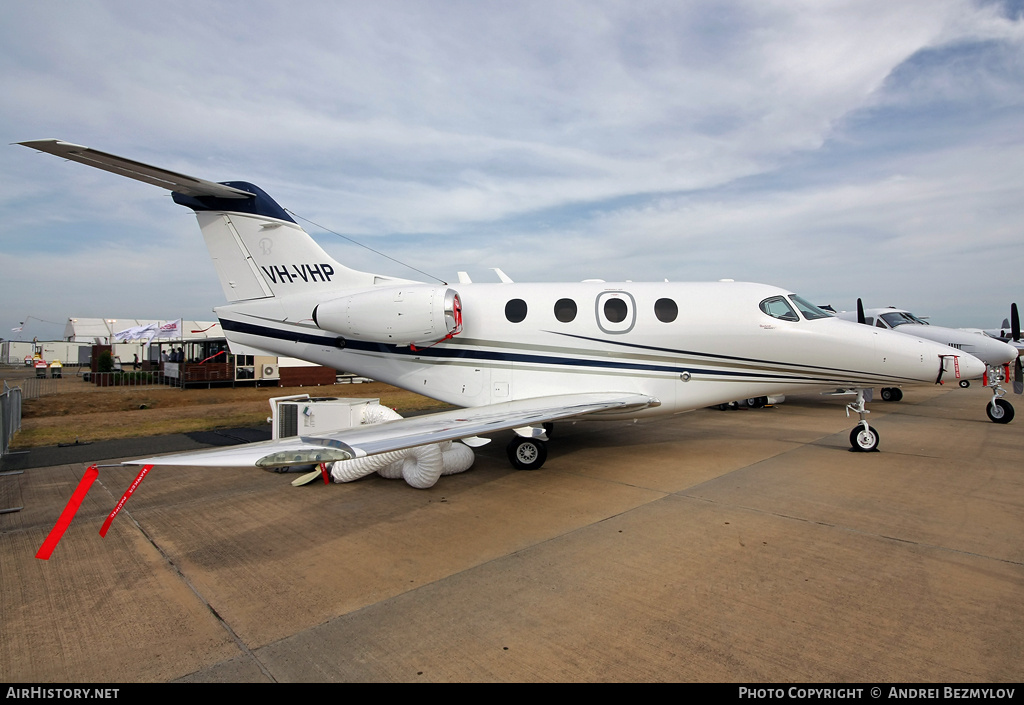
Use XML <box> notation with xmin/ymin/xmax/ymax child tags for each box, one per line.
<box><xmin>836</xmin><ymin>301</ymin><xmax>1019</xmax><ymax>423</ymax></box>
<box><xmin>19</xmin><ymin>139</ymin><xmax>986</xmax><ymax>469</ymax></box>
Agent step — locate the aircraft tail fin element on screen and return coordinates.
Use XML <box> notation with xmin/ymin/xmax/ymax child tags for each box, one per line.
<box><xmin>170</xmin><ymin>182</ymin><xmax>378</xmax><ymax>301</ymax></box>
<box><xmin>18</xmin><ymin>139</ymin><xmax>384</xmax><ymax>302</ymax></box>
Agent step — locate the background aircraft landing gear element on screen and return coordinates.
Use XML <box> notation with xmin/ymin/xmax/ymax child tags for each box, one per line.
<box><xmin>880</xmin><ymin>387</ymin><xmax>903</xmax><ymax>402</ymax></box>
<box><xmin>507</xmin><ymin>436</ymin><xmax>547</xmax><ymax>470</ymax></box>
<box><xmin>959</xmin><ymin>380</ymin><xmax>970</xmax><ymax>388</ymax></box>
<box><xmin>984</xmin><ymin>364</ymin><xmax>1017</xmax><ymax>424</ymax></box>
<box><xmin>987</xmin><ymin>398</ymin><xmax>1015</xmax><ymax>424</ymax></box>
<box><xmin>850</xmin><ymin>425</ymin><xmax>880</xmax><ymax>452</ymax></box>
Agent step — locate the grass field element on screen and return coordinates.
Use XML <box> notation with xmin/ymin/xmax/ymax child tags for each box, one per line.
<box><xmin>3</xmin><ymin>368</ymin><xmax>447</xmax><ymax>449</ymax></box>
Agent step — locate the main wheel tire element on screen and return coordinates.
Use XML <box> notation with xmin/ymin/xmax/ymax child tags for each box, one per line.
<box><xmin>959</xmin><ymin>380</ymin><xmax>970</xmax><ymax>388</ymax></box>
<box><xmin>850</xmin><ymin>425</ymin><xmax>880</xmax><ymax>452</ymax></box>
<box><xmin>986</xmin><ymin>399</ymin><xmax>1015</xmax><ymax>424</ymax></box>
<box><xmin>881</xmin><ymin>388</ymin><xmax>893</xmax><ymax>402</ymax></box>
<box><xmin>507</xmin><ymin>437</ymin><xmax>548</xmax><ymax>470</ymax></box>
<box><xmin>891</xmin><ymin>387</ymin><xmax>903</xmax><ymax>402</ymax></box>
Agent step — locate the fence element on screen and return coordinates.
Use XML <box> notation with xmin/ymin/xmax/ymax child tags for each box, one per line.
<box><xmin>1</xmin><ymin>381</ymin><xmax>23</xmax><ymax>461</ymax></box>
<box><xmin>13</xmin><ymin>370</ymin><xmax>178</xmax><ymax>399</ymax></box>
<box><xmin>84</xmin><ymin>370</ymin><xmax>176</xmax><ymax>390</ymax></box>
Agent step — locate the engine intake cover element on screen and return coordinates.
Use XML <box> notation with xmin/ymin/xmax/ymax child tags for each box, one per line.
<box><xmin>313</xmin><ymin>285</ymin><xmax>461</xmax><ymax>346</ymax></box>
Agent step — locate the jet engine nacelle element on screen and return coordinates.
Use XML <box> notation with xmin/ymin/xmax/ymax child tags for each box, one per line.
<box><xmin>313</xmin><ymin>285</ymin><xmax>462</xmax><ymax>347</ymax></box>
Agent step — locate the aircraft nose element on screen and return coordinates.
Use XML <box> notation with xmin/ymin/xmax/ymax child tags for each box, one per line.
<box><xmin>954</xmin><ymin>351</ymin><xmax>987</xmax><ymax>381</ymax></box>
<box><xmin>982</xmin><ymin>338</ymin><xmax>1019</xmax><ymax>367</ymax></box>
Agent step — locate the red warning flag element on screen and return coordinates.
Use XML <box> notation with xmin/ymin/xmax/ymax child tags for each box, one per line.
<box><xmin>36</xmin><ymin>465</ymin><xmax>100</xmax><ymax>560</ymax></box>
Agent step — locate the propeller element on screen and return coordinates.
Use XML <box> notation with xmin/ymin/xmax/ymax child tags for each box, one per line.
<box><xmin>857</xmin><ymin>298</ymin><xmax>866</xmax><ymax>325</ymax></box>
<box><xmin>1011</xmin><ymin>303</ymin><xmax>1023</xmax><ymax>395</ymax></box>
<box><xmin>1011</xmin><ymin>301</ymin><xmax>1019</xmax><ymax>393</ymax></box>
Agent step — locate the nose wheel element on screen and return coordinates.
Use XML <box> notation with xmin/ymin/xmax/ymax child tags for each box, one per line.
<box><xmin>850</xmin><ymin>425</ymin><xmax>880</xmax><ymax>452</ymax></box>
<box><xmin>846</xmin><ymin>389</ymin><xmax>880</xmax><ymax>452</ymax></box>
<box><xmin>987</xmin><ymin>398</ymin><xmax>1015</xmax><ymax>424</ymax></box>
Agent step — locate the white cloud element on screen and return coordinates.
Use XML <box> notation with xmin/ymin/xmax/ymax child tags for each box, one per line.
<box><xmin>1</xmin><ymin>0</ymin><xmax>1023</xmax><ymax>334</ymax></box>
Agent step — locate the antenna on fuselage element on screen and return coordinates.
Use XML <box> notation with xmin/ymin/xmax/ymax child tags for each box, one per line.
<box><xmin>285</xmin><ymin>209</ymin><xmax>448</xmax><ymax>286</ymax></box>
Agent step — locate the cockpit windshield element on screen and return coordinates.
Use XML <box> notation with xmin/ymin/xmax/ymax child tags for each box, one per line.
<box><xmin>759</xmin><ymin>296</ymin><xmax>799</xmax><ymax>321</ymax></box>
<box><xmin>760</xmin><ymin>294</ymin><xmax>835</xmax><ymax>322</ymax></box>
<box><xmin>789</xmin><ymin>294</ymin><xmax>833</xmax><ymax>320</ymax></box>
<box><xmin>880</xmin><ymin>311</ymin><xmax>927</xmax><ymax>328</ymax></box>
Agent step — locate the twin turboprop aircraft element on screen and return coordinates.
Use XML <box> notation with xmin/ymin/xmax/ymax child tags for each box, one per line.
<box><xmin>837</xmin><ymin>301</ymin><xmax>1020</xmax><ymax>423</ymax></box>
<box><xmin>19</xmin><ymin>139</ymin><xmax>987</xmax><ymax>471</ymax></box>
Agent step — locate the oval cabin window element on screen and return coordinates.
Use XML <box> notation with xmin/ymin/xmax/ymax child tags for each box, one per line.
<box><xmin>554</xmin><ymin>298</ymin><xmax>577</xmax><ymax>322</ymax></box>
<box><xmin>505</xmin><ymin>299</ymin><xmax>528</xmax><ymax>323</ymax></box>
<box><xmin>655</xmin><ymin>298</ymin><xmax>678</xmax><ymax>323</ymax></box>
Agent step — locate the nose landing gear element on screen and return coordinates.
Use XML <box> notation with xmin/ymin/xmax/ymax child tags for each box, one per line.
<box><xmin>846</xmin><ymin>389</ymin><xmax>879</xmax><ymax>452</ymax></box>
<box><xmin>985</xmin><ymin>365</ymin><xmax>1016</xmax><ymax>424</ymax></box>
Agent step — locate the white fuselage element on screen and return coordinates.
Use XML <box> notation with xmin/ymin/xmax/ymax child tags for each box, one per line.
<box><xmin>218</xmin><ymin>281</ymin><xmax>983</xmax><ymax>418</ymax></box>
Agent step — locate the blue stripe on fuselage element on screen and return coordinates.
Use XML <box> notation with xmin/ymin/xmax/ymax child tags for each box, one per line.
<box><xmin>218</xmin><ymin>317</ymin><xmax>915</xmax><ymax>384</ymax></box>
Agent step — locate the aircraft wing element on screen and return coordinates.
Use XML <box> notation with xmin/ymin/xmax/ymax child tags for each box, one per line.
<box><xmin>121</xmin><ymin>392</ymin><xmax>660</xmax><ymax>468</ymax></box>
<box><xmin>18</xmin><ymin>139</ymin><xmax>253</xmax><ymax>199</ymax></box>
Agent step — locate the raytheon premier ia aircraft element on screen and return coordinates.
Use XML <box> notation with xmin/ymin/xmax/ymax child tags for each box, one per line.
<box><xmin>20</xmin><ymin>139</ymin><xmax>985</xmax><ymax>468</ymax></box>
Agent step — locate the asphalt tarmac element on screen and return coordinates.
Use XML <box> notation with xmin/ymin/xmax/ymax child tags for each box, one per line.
<box><xmin>1</xmin><ymin>384</ymin><xmax>1021</xmax><ymax>683</ymax></box>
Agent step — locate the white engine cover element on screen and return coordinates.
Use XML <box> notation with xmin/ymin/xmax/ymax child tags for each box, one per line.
<box><xmin>313</xmin><ymin>285</ymin><xmax>461</xmax><ymax>346</ymax></box>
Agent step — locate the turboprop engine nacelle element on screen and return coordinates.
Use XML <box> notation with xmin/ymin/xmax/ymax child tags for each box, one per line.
<box><xmin>313</xmin><ymin>285</ymin><xmax>462</xmax><ymax>347</ymax></box>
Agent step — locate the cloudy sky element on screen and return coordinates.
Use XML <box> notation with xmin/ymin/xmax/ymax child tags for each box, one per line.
<box><xmin>2</xmin><ymin>0</ymin><xmax>1023</xmax><ymax>343</ymax></box>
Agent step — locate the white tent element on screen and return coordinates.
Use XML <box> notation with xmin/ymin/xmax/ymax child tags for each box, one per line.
<box><xmin>63</xmin><ymin>318</ymin><xmax>223</xmax><ymax>343</ymax></box>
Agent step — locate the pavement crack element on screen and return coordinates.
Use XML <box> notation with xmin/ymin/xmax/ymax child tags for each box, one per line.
<box><xmin>94</xmin><ymin>476</ymin><xmax>278</xmax><ymax>682</ymax></box>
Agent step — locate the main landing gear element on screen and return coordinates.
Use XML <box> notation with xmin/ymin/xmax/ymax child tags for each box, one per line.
<box><xmin>504</xmin><ymin>423</ymin><xmax>557</xmax><ymax>470</ymax></box>
<box><xmin>846</xmin><ymin>389</ymin><xmax>879</xmax><ymax>452</ymax></box>
<box><xmin>879</xmin><ymin>387</ymin><xmax>903</xmax><ymax>402</ymax></box>
<box><xmin>507</xmin><ymin>436</ymin><xmax>548</xmax><ymax>470</ymax></box>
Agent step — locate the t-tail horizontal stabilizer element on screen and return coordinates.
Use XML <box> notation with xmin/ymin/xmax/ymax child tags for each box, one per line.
<box><xmin>17</xmin><ymin>139</ymin><xmax>254</xmax><ymax>199</ymax></box>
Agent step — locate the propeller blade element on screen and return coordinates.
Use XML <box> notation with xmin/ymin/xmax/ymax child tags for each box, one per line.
<box><xmin>857</xmin><ymin>298</ymin><xmax>866</xmax><ymax>325</ymax></box>
<box><xmin>1014</xmin><ymin>357</ymin><xmax>1023</xmax><ymax>395</ymax></box>
<box><xmin>1011</xmin><ymin>303</ymin><xmax>1020</xmax><ymax>343</ymax></box>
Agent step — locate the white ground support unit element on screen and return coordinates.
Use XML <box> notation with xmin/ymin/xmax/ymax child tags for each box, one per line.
<box><xmin>269</xmin><ymin>395</ymin><xmax>378</xmax><ymax>440</ymax></box>
<box><xmin>268</xmin><ymin>395</ymin><xmax>474</xmax><ymax>488</ymax></box>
